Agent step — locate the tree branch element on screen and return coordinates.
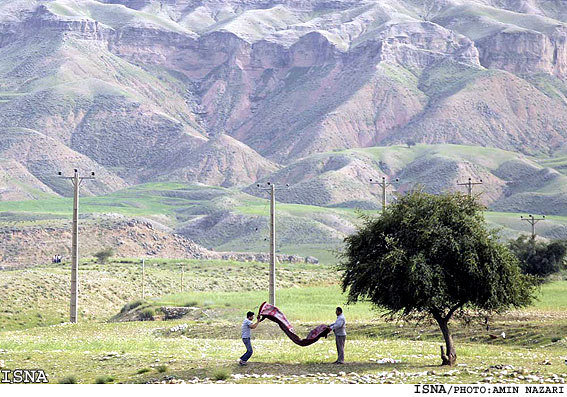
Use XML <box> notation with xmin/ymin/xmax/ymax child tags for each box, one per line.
<box><xmin>446</xmin><ymin>302</ymin><xmax>465</xmax><ymax>321</ymax></box>
<box><xmin>430</xmin><ymin>308</ymin><xmax>442</xmax><ymax>322</ymax></box>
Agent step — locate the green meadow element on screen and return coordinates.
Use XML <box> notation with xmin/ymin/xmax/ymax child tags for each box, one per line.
<box><xmin>0</xmin><ymin>259</ymin><xmax>566</xmax><ymax>384</ymax></box>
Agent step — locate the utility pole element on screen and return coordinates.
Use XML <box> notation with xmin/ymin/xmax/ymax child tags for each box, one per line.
<box><xmin>142</xmin><ymin>259</ymin><xmax>145</xmax><ymax>299</ymax></box>
<box><xmin>521</xmin><ymin>214</ymin><xmax>546</xmax><ymax>240</ymax></box>
<box><xmin>58</xmin><ymin>169</ymin><xmax>95</xmax><ymax>323</ymax></box>
<box><xmin>256</xmin><ymin>182</ymin><xmax>289</xmax><ymax>306</ymax></box>
<box><xmin>457</xmin><ymin>177</ymin><xmax>483</xmax><ymax>197</ymax></box>
<box><xmin>370</xmin><ymin>176</ymin><xmax>399</xmax><ymax>214</ymax></box>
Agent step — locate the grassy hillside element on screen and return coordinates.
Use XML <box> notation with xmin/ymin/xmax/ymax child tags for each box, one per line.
<box><xmin>0</xmin><ymin>258</ymin><xmax>338</xmax><ymax>331</ymax></box>
<box><xmin>0</xmin><ymin>182</ymin><xmax>358</xmax><ymax>263</ymax></box>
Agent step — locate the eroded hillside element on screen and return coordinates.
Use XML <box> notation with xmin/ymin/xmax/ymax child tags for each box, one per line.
<box><xmin>2</xmin><ymin>0</ymin><xmax>567</xmax><ymax>200</ymax></box>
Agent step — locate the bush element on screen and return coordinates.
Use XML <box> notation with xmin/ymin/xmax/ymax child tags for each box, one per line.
<box><xmin>58</xmin><ymin>375</ymin><xmax>78</xmax><ymax>384</ymax></box>
<box><xmin>95</xmin><ymin>375</ymin><xmax>114</xmax><ymax>384</ymax></box>
<box><xmin>120</xmin><ymin>300</ymin><xmax>144</xmax><ymax>313</ymax></box>
<box><xmin>213</xmin><ymin>368</ymin><xmax>230</xmax><ymax>381</ymax></box>
<box><xmin>156</xmin><ymin>365</ymin><xmax>167</xmax><ymax>373</ymax></box>
<box><xmin>140</xmin><ymin>308</ymin><xmax>155</xmax><ymax>321</ymax></box>
<box><xmin>183</xmin><ymin>301</ymin><xmax>198</xmax><ymax>307</ymax></box>
<box><xmin>94</xmin><ymin>248</ymin><xmax>114</xmax><ymax>264</ymax></box>
<box><xmin>509</xmin><ymin>236</ymin><xmax>567</xmax><ymax>279</ymax></box>
<box><xmin>136</xmin><ymin>368</ymin><xmax>150</xmax><ymax>374</ymax></box>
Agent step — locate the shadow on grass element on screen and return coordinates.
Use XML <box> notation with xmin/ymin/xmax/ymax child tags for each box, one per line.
<box><xmin>236</xmin><ymin>361</ymin><xmax>411</xmax><ymax>373</ymax></box>
<box><xmin>156</xmin><ymin>360</ymin><xmax>420</xmax><ymax>381</ymax></box>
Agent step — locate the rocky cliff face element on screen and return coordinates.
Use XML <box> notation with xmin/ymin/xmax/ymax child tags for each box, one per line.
<box><xmin>1</xmin><ymin>0</ymin><xmax>567</xmax><ymax>201</ymax></box>
<box><xmin>476</xmin><ymin>28</ymin><xmax>567</xmax><ymax>79</ymax></box>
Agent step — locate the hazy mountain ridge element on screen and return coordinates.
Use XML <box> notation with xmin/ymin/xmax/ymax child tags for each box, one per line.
<box><xmin>1</xmin><ymin>0</ymin><xmax>567</xmax><ymax>211</ymax></box>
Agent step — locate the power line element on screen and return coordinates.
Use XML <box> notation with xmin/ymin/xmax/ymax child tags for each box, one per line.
<box><xmin>370</xmin><ymin>176</ymin><xmax>399</xmax><ymax>214</ymax></box>
<box><xmin>256</xmin><ymin>181</ymin><xmax>289</xmax><ymax>306</ymax></box>
<box><xmin>58</xmin><ymin>169</ymin><xmax>95</xmax><ymax>324</ymax></box>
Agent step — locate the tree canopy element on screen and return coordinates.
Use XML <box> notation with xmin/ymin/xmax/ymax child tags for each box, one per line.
<box><xmin>340</xmin><ymin>190</ymin><xmax>536</xmax><ymax>365</ymax></box>
<box><xmin>509</xmin><ymin>236</ymin><xmax>567</xmax><ymax>279</ymax></box>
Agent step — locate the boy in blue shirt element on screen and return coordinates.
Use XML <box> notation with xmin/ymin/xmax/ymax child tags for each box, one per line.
<box><xmin>239</xmin><ymin>311</ymin><xmax>261</xmax><ymax>366</ymax></box>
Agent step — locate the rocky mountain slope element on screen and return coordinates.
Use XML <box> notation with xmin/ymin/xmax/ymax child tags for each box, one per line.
<box><xmin>0</xmin><ymin>213</ymin><xmax>318</xmax><ymax>268</ymax></box>
<box><xmin>0</xmin><ymin>215</ymin><xmax>213</xmax><ymax>267</ymax></box>
<box><xmin>2</xmin><ymin>1</ymin><xmax>567</xmax><ymax>262</ymax></box>
<box><xmin>2</xmin><ymin>0</ymin><xmax>567</xmax><ymax>200</ymax></box>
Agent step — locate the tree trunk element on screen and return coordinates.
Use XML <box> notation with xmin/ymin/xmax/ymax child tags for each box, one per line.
<box><xmin>436</xmin><ymin>317</ymin><xmax>457</xmax><ymax>366</ymax></box>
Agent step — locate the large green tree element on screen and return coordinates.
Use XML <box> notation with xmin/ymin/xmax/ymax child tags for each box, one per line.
<box><xmin>340</xmin><ymin>191</ymin><xmax>536</xmax><ymax>366</ymax></box>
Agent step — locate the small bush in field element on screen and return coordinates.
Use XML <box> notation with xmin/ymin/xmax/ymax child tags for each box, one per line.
<box><xmin>95</xmin><ymin>375</ymin><xmax>114</xmax><ymax>384</ymax></box>
<box><xmin>94</xmin><ymin>248</ymin><xmax>114</xmax><ymax>264</ymax></box>
<box><xmin>58</xmin><ymin>375</ymin><xmax>78</xmax><ymax>384</ymax></box>
<box><xmin>213</xmin><ymin>368</ymin><xmax>230</xmax><ymax>381</ymax></box>
<box><xmin>140</xmin><ymin>308</ymin><xmax>155</xmax><ymax>321</ymax></box>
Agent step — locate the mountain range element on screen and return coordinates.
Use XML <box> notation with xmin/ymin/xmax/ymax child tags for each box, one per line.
<box><xmin>2</xmin><ymin>0</ymin><xmax>567</xmax><ymax>261</ymax></box>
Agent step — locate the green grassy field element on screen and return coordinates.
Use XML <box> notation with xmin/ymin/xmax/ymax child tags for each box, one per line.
<box><xmin>1</xmin><ymin>259</ymin><xmax>567</xmax><ymax>384</ymax></box>
<box><xmin>0</xmin><ymin>259</ymin><xmax>338</xmax><ymax>331</ymax></box>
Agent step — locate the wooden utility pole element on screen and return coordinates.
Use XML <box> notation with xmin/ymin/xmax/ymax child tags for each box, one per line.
<box><xmin>58</xmin><ymin>169</ymin><xmax>95</xmax><ymax>323</ymax></box>
<box><xmin>257</xmin><ymin>182</ymin><xmax>289</xmax><ymax>306</ymax></box>
<box><xmin>142</xmin><ymin>259</ymin><xmax>145</xmax><ymax>299</ymax></box>
<box><xmin>370</xmin><ymin>176</ymin><xmax>399</xmax><ymax>214</ymax></box>
<box><xmin>269</xmin><ymin>183</ymin><xmax>275</xmax><ymax>305</ymax></box>
<box><xmin>521</xmin><ymin>214</ymin><xmax>546</xmax><ymax>240</ymax></box>
<box><xmin>457</xmin><ymin>177</ymin><xmax>483</xmax><ymax>196</ymax></box>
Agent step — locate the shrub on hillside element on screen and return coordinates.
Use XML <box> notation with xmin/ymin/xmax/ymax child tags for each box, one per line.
<box><xmin>213</xmin><ymin>368</ymin><xmax>230</xmax><ymax>381</ymax></box>
<box><xmin>139</xmin><ymin>308</ymin><xmax>155</xmax><ymax>321</ymax></box>
<box><xmin>509</xmin><ymin>236</ymin><xmax>567</xmax><ymax>279</ymax></box>
<box><xmin>94</xmin><ymin>248</ymin><xmax>114</xmax><ymax>264</ymax></box>
<box><xmin>120</xmin><ymin>300</ymin><xmax>144</xmax><ymax>313</ymax></box>
<box><xmin>95</xmin><ymin>375</ymin><xmax>114</xmax><ymax>384</ymax></box>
